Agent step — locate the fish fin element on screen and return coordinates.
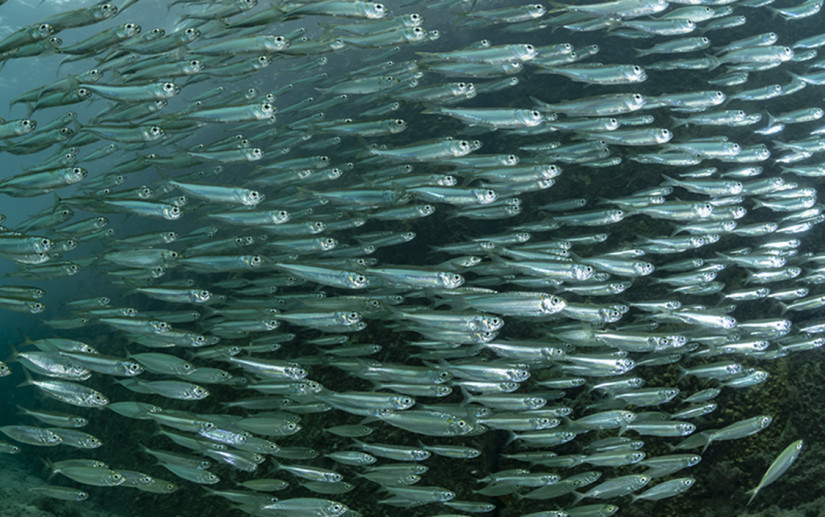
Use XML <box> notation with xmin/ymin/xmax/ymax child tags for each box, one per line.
<box><xmin>5</xmin><ymin>343</ymin><xmax>20</xmax><ymax>363</ymax></box>
<box><xmin>17</xmin><ymin>329</ymin><xmax>35</xmax><ymax>346</ymax></box>
<box><xmin>15</xmin><ymin>364</ymin><xmax>34</xmax><ymax>389</ymax></box>
<box><xmin>458</xmin><ymin>385</ymin><xmax>473</xmax><ymax>407</ymax></box>
<box><xmin>778</xmin><ymin>302</ymin><xmax>789</xmax><ymax>315</ymax></box>
<box><xmin>571</xmin><ymin>491</ymin><xmax>585</xmax><ymax>505</ymax></box>
<box><xmin>529</xmin><ymin>94</ymin><xmax>554</xmax><ymax>111</ymax></box>
<box><xmin>677</xmin><ymin>363</ymin><xmax>688</xmax><ymax>383</ymax></box>
<box><xmin>701</xmin><ymin>433</ymin><xmax>713</xmax><ymax>453</ymax></box>
<box><xmin>505</xmin><ymin>431</ymin><xmax>519</xmax><ymax>446</ymax></box>
<box><xmin>41</xmin><ymin>457</ymin><xmax>57</xmax><ymax>481</ymax></box>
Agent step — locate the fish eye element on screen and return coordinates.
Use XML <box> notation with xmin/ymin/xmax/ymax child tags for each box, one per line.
<box><xmin>525</xmin><ymin>44</ymin><xmax>534</xmax><ymax>51</ymax></box>
<box><xmin>186</xmin><ymin>28</ymin><xmax>196</xmax><ymax>35</ymax></box>
<box><xmin>395</xmin><ymin>119</ymin><xmax>404</xmax><ymax>125</ymax></box>
<box><xmin>275</xmin><ymin>35</ymin><xmax>285</xmax><ymax>42</ymax></box>
<box><xmin>374</xmin><ymin>3</ymin><xmax>384</xmax><ymax>10</ymax></box>
<box><xmin>633</xmin><ymin>94</ymin><xmax>642</xmax><ymax>101</ymax></box>
<box><xmin>701</xmin><ymin>37</ymin><xmax>709</xmax><ymax>43</ymax></box>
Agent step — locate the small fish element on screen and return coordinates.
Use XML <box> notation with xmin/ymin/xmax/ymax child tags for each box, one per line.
<box><xmin>747</xmin><ymin>440</ymin><xmax>804</xmax><ymax>504</ymax></box>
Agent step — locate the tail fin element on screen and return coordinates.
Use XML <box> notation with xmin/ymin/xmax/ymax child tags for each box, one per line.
<box><xmin>16</xmin><ymin>366</ymin><xmax>34</xmax><ymax>389</ymax></box>
<box><xmin>41</xmin><ymin>457</ymin><xmax>57</xmax><ymax>481</ymax></box>
<box><xmin>18</xmin><ymin>329</ymin><xmax>35</xmax><ymax>346</ymax></box>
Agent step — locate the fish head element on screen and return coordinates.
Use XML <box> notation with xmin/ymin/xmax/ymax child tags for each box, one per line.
<box><xmin>501</xmin><ymin>60</ymin><xmax>523</xmax><ymax>74</ymax></box>
<box><xmin>432</xmin><ymin>385</ymin><xmax>452</xmax><ymax>397</ymax></box>
<box><xmin>627</xmin><ymin>93</ymin><xmax>645</xmax><ymax>110</ymax></box>
<box><xmin>504</xmin><ymin>44</ymin><xmax>536</xmax><ymax>63</ymax></box>
<box><xmin>663</xmin><ymin>388</ymin><xmax>680</xmax><ymax>400</ymax></box>
<box><xmin>343</xmin><ymin>272</ymin><xmax>369</xmax><ymax>289</ymax></box>
<box><xmin>123</xmin><ymin>361</ymin><xmax>144</xmax><ymax>376</ymax></box>
<box><xmin>437</xmin><ymin>271</ymin><xmax>464</xmax><ymax>288</ymax></box>
<box><xmin>519</xmin><ymin>109</ymin><xmax>544</xmax><ymax>127</ymax></box>
<box><xmin>656</xmin><ymin>128</ymin><xmax>672</xmax><ymax>143</ymax></box>
<box><xmin>406</xmin><ymin>26</ymin><xmax>426</xmax><ymax>42</ymax></box>
<box><xmin>538</xmin><ymin>164</ymin><xmax>562</xmax><ymax>179</ymax></box>
<box><xmin>627</xmin><ymin>65</ymin><xmax>646</xmax><ymax>82</ymax></box>
<box><xmin>507</xmin><ymin>368</ymin><xmax>530</xmax><ymax>382</ymax></box>
<box><xmin>188</xmin><ymin>290</ymin><xmax>211</xmax><ymax>304</ymax></box>
<box><xmin>573</xmin><ymin>264</ymin><xmax>594</xmax><ymax>281</ymax></box>
<box><xmin>524</xmin><ymin>397</ymin><xmax>545</xmax><ymax>409</ymax></box>
<box><xmin>429</xmin><ymin>369</ymin><xmax>453</xmax><ymax>384</ymax></box>
<box><xmin>630</xmin><ymin>451</ymin><xmax>646</xmax><ymax>463</ymax></box>
<box><xmin>447</xmin><ymin>417</ymin><xmax>473</xmax><ymax>435</ymax></box>
<box><xmin>601</xmin><ymin>308</ymin><xmax>623</xmax><ymax>323</ymax></box>
<box><xmin>88</xmin><ymin>391</ymin><xmax>109</xmax><ymax>407</ymax></box>
<box><xmin>83</xmin><ymin>436</ymin><xmax>103</xmax><ymax>448</ymax></box>
<box><xmin>190</xmin><ymin>385</ymin><xmax>209</xmax><ymax>399</ymax></box>
<box><xmin>391</xmin><ymin>396</ymin><xmax>415</xmax><ymax>410</ymax></box>
<box><xmin>119</xmin><ymin>22</ymin><xmax>141</xmax><ymax>38</ymax></box>
<box><xmin>541</xmin><ymin>346</ymin><xmax>567</xmax><ymax>361</ymax></box>
<box><xmin>525</xmin><ymin>3</ymin><xmax>546</xmax><ymax>17</ymax></box>
<box><xmin>286</xmin><ymin>366</ymin><xmax>307</xmax><ymax>380</ymax></box>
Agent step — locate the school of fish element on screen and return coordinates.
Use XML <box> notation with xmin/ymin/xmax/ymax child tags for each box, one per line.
<box><xmin>0</xmin><ymin>0</ymin><xmax>819</xmax><ymax>515</ymax></box>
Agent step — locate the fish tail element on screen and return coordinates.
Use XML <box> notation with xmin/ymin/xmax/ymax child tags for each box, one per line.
<box><xmin>15</xmin><ymin>362</ymin><xmax>33</xmax><ymax>389</ymax></box>
<box><xmin>505</xmin><ymin>431</ymin><xmax>518</xmax><ymax>446</ymax></box>
<box><xmin>677</xmin><ymin>363</ymin><xmax>688</xmax><ymax>383</ymax></box>
<box><xmin>746</xmin><ymin>487</ymin><xmax>758</xmax><ymax>505</ymax></box>
<box><xmin>701</xmin><ymin>435</ymin><xmax>713</xmax><ymax>453</ymax></box>
<box><xmin>17</xmin><ymin>329</ymin><xmax>35</xmax><ymax>346</ymax></box>
<box><xmin>458</xmin><ymin>385</ymin><xmax>472</xmax><ymax>407</ymax></box>
<box><xmin>5</xmin><ymin>342</ymin><xmax>20</xmax><ymax>363</ymax></box>
<box><xmin>40</xmin><ymin>457</ymin><xmax>56</xmax><ymax>480</ymax></box>
<box><xmin>545</xmin><ymin>0</ymin><xmax>567</xmax><ymax>13</ymax></box>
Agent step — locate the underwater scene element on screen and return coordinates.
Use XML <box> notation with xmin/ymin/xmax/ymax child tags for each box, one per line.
<box><xmin>0</xmin><ymin>0</ymin><xmax>824</xmax><ymax>515</ymax></box>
